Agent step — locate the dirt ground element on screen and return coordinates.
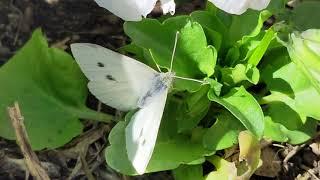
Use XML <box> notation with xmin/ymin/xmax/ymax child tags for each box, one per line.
<box><xmin>0</xmin><ymin>0</ymin><xmax>319</xmax><ymax>179</ymax></box>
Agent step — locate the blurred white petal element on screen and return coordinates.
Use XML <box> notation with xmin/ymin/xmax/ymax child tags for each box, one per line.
<box><xmin>94</xmin><ymin>0</ymin><xmax>175</xmax><ymax>21</ymax></box>
<box><xmin>160</xmin><ymin>0</ymin><xmax>176</xmax><ymax>15</ymax></box>
<box><xmin>94</xmin><ymin>0</ymin><xmax>157</xmax><ymax>21</ymax></box>
<box><xmin>249</xmin><ymin>0</ymin><xmax>271</xmax><ymax>10</ymax></box>
<box><xmin>208</xmin><ymin>0</ymin><xmax>271</xmax><ymax>15</ymax></box>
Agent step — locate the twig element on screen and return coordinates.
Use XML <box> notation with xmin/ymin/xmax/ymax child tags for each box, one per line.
<box><xmin>51</xmin><ymin>37</ymin><xmax>71</xmax><ymax>50</ymax></box>
<box><xmin>300</xmin><ymin>164</ymin><xmax>320</xmax><ymax>180</ymax></box>
<box><xmin>283</xmin><ymin>144</ymin><xmax>306</xmax><ymax>171</ymax></box>
<box><xmin>7</xmin><ymin>102</ymin><xmax>50</xmax><ymax>180</ymax></box>
<box><xmin>80</xmin><ymin>152</ymin><xmax>96</xmax><ymax>180</ymax></box>
<box><xmin>97</xmin><ymin>101</ymin><xmax>102</xmax><ymax>112</ymax></box>
<box><xmin>66</xmin><ymin>125</ymin><xmax>109</xmax><ymax>179</ymax></box>
<box><xmin>272</xmin><ymin>143</ymin><xmax>286</xmax><ymax>148</ymax></box>
<box><xmin>67</xmin><ymin>156</ymin><xmax>82</xmax><ymax>180</ymax></box>
<box><xmin>25</xmin><ymin>171</ymin><xmax>30</xmax><ymax>180</ymax></box>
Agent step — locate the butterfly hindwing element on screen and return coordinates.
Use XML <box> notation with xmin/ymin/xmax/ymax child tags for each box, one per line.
<box><xmin>125</xmin><ymin>89</ymin><xmax>168</xmax><ymax>174</ymax></box>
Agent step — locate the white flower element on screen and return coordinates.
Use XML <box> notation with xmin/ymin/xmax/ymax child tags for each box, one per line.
<box><xmin>208</xmin><ymin>0</ymin><xmax>271</xmax><ymax>15</ymax></box>
<box><xmin>94</xmin><ymin>0</ymin><xmax>175</xmax><ymax>21</ymax></box>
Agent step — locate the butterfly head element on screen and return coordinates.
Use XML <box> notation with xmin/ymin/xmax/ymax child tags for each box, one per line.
<box><xmin>159</xmin><ymin>72</ymin><xmax>175</xmax><ymax>88</ymax></box>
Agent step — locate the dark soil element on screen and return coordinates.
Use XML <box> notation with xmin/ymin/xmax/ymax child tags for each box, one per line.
<box><xmin>0</xmin><ymin>0</ymin><xmax>319</xmax><ymax>179</ymax></box>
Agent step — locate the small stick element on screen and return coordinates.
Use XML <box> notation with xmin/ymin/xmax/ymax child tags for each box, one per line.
<box><xmin>283</xmin><ymin>144</ymin><xmax>306</xmax><ymax>171</ymax></box>
<box><xmin>300</xmin><ymin>164</ymin><xmax>320</xmax><ymax>180</ymax></box>
<box><xmin>283</xmin><ymin>144</ymin><xmax>305</xmax><ymax>163</ymax></box>
<box><xmin>7</xmin><ymin>102</ymin><xmax>50</xmax><ymax>180</ymax></box>
<box><xmin>80</xmin><ymin>152</ymin><xmax>96</xmax><ymax>180</ymax></box>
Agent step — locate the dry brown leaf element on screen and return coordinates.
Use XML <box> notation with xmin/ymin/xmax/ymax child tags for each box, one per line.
<box><xmin>309</xmin><ymin>142</ymin><xmax>320</xmax><ymax>156</ymax></box>
<box><xmin>254</xmin><ymin>147</ymin><xmax>281</xmax><ymax>178</ymax></box>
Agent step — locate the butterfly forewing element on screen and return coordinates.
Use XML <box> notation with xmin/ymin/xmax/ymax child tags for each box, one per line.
<box><xmin>70</xmin><ymin>43</ymin><xmax>157</xmax><ymax>111</ymax></box>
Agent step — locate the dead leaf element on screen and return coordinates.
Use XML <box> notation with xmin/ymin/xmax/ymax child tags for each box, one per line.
<box><xmin>255</xmin><ymin>147</ymin><xmax>281</xmax><ymax>178</ymax></box>
<box><xmin>309</xmin><ymin>142</ymin><xmax>320</xmax><ymax>156</ymax></box>
<box><xmin>237</xmin><ymin>131</ymin><xmax>262</xmax><ymax>180</ymax></box>
<box><xmin>205</xmin><ymin>155</ymin><xmax>237</xmax><ymax>180</ymax></box>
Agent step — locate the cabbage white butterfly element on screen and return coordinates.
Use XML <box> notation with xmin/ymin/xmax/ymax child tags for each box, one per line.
<box><xmin>71</xmin><ymin>33</ymin><xmax>203</xmax><ymax>174</ymax></box>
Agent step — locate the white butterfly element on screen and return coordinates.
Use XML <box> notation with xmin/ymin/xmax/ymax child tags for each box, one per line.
<box><xmin>70</xmin><ymin>33</ymin><xmax>202</xmax><ymax>174</ymax></box>
<box><xmin>208</xmin><ymin>0</ymin><xmax>271</xmax><ymax>15</ymax></box>
<box><xmin>94</xmin><ymin>0</ymin><xmax>176</xmax><ymax>21</ymax></box>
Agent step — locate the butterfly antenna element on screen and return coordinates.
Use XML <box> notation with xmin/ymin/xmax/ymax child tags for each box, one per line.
<box><xmin>149</xmin><ymin>49</ymin><xmax>162</xmax><ymax>72</ymax></box>
<box><xmin>170</xmin><ymin>31</ymin><xmax>179</xmax><ymax>72</ymax></box>
<box><xmin>173</xmin><ymin>75</ymin><xmax>209</xmax><ymax>84</ymax></box>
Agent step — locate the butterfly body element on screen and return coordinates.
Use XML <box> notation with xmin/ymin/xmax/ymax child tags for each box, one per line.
<box><xmin>138</xmin><ymin>72</ymin><xmax>174</xmax><ymax>108</ymax></box>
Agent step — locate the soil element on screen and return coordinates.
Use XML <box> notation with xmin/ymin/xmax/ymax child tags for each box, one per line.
<box><xmin>0</xmin><ymin>0</ymin><xmax>319</xmax><ymax>179</ymax></box>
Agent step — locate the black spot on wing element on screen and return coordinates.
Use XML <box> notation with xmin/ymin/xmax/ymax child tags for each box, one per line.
<box><xmin>139</xmin><ymin>128</ymin><xmax>144</xmax><ymax>138</ymax></box>
<box><xmin>97</xmin><ymin>62</ymin><xmax>104</xmax><ymax>67</ymax></box>
<box><xmin>106</xmin><ymin>74</ymin><xmax>116</xmax><ymax>81</ymax></box>
<box><xmin>141</xmin><ymin>139</ymin><xmax>146</xmax><ymax>146</ymax></box>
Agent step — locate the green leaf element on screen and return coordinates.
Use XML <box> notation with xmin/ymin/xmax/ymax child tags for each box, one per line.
<box><xmin>286</xmin><ymin>29</ymin><xmax>320</xmax><ymax>94</ymax></box>
<box><xmin>0</xmin><ymin>30</ymin><xmax>111</xmax><ymax>150</ymax></box>
<box><xmin>173</xmin><ymin>165</ymin><xmax>203</xmax><ymax>180</ymax></box>
<box><xmin>261</xmin><ymin>47</ymin><xmax>320</xmax><ymax>143</ymax></box>
<box><xmin>229</xmin><ymin>10</ymin><xmax>272</xmax><ymax>44</ymax></box>
<box><xmin>201</xmin><ymin>27</ymin><xmax>223</xmax><ymax>52</ymax></box>
<box><xmin>104</xmin><ymin>122</ymin><xmax>136</xmax><ymax>174</ymax></box>
<box><xmin>247</xmin><ymin>29</ymin><xmax>276</xmax><ymax>66</ymax></box>
<box><xmin>205</xmin><ymin>2</ymin><xmax>272</xmax><ymax>45</ymax></box>
<box><xmin>224</xmin><ymin>46</ymin><xmax>240</xmax><ymax>66</ymax></box>
<box><xmin>265</xmin><ymin>98</ymin><xmax>305</xmax><ymax>130</ymax></box>
<box><xmin>220</xmin><ymin>64</ymin><xmax>260</xmax><ymax>86</ymax></box>
<box><xmin>266</xmin><ymin>0</ymin><xmax>288</xmax><ymax>14</ymax></box>
<box><xmin>208</xmin><ymin>87</ymin><xmax>264</xmax><ymax>138</ymax></box>
<box><xmin>124</xmin><ymin>19</ymin><xmax>217</xmax><ymax>91</ymax></box>
<box><xmin>190</xmin><ymin>11</ymin><xmax>227</xmax><ymax>50</ymax></box>
<box><xmin>261</xmin><ymin>47</ymin><xmax>320</xmax><ymax>121</ymax></box>
<box><xmin>221</xmin><ymin>11</ymin><xmax>274</xmax><ymax>66</ymax></box>
<box><xmin>264</xmin><ymin>116</ymin><xmax>317</xmax><ymax>144</ymax></box>
<box><xmin>205</xmin><ymin>78</ymin><xmax>223</xmax><ymax>96</ymax></box>
<box><xmin>190</xmin><ymin>11</ymin><xmax>228</xmax><ymax>39</ymax></box>
<box><xmin>203</xmin><ymin>111</ymin><xmax>245</xmax><ymax>151</ymax></box>
<box><xmin>105</xmin><ymin>99</ymin><xmax>213</xmax><ymax>175</ymax></box>
<box><xmin>177</xmin><ymin>86</ymin><xmax>211</xmax><ymax>132</ymax></box>
<box><xmin>118</xmin><ymin>43</ymin><xmax>145</xmax><ymax>63</ymax></box>
<box><xmin>291</xmin><ymin>1</ymin><xmax>320</xmax><ymax>31</ymax></box>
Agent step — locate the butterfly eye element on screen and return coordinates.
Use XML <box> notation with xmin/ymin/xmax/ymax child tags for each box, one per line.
<box><xmin>97</xmin><ymin>62</ymin><xmax>105</xmax><ymax>67</ymax></box>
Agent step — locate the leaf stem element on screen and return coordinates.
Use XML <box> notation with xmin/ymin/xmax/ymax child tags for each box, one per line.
<box><xmin>73</xmin><ymin>108</ymin><xmax>114</xmax><ymax>123</ymax></box>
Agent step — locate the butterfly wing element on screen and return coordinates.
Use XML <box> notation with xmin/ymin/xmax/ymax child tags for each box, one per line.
<box><xmin>94</xmin><ymin>0</ymin><xmax>157</xmax><ymax>21</ymax></box>
<box><xmin>125</xmin><ymin>89</ymin><xmax>168</xmax><ymax>174</ymax></box>
<box><xmin>71</xmin><ymin>43</ymin><xmax>157</xmax><ymax>111</ymax></box>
